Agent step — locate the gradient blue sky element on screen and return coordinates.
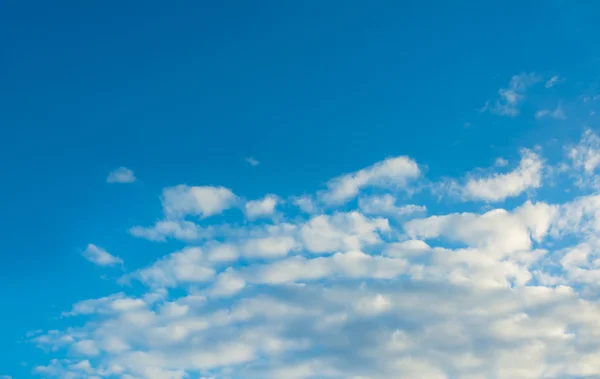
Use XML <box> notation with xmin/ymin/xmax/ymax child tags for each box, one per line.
<box><xmin>1</xmin><ymin>1</ymin><xmax>600</xmax><ymax>378</ymax></box>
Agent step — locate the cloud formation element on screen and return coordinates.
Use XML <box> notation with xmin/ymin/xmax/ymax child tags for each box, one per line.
<box><xmin>161</xmin><ymin>185</ymin><xmax>238</xmax><ymax>219</ymax></box>
<box><xmin>28</xmin><ymin>129</ymin><xmax>600</xmax><ymax>379</ymax></box>
<box><xmin>319</xmin><ymin>156</ymin><xmax>420</xmax><ymax>205</ymax></box>
<box><xmin>482</xmin><ymin>73</ymin><xmax>541</xmax><ymax>117</ymax></box>
<box><xmin>81</xmin><ymin>244</ymin><xmax>123</xmax><ymax>267</ymax></box>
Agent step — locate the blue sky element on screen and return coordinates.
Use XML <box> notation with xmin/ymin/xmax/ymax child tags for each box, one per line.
<box><xmin>2</xmin><ymin>1</ymin><xmax>600</xmax><ymax>378</ymax></box>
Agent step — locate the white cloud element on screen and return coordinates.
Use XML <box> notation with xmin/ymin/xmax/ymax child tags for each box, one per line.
<box><xmin>535</xmin><ymin>104</ymin><xmax>566</xmax><ymax>120</ymax></box>
<box><xmin>81</xmin><ymin>244</ymin><xmax>123</xmax><ymax>267</ymax></box>
<box><xmin>462</xmin><ymin>149</ymin><xmax>544</xmax><ymax>202</ymax></box>
<box><xmin>106</xmin><ymin>167</ymin><xmax>136</xmax><ymax>183</ymax></box>
<box><xmin>319</xmin><ymin>156</ymin><xmax>420</xmax><ymax>204</ymax></box>
<box><xmin>358</xmin><ymin>194</ymin><xmax>426</xmax><ymax>217</ymax></box>
<box><xmin>29</xmin><ymin>130</ymin><xmax>600</xmax><ymax>379</ymax></box>
<box><xmin>246</xmin><ymin>157</ymin><xmax>260</xmax><ymax>166</ymax></box>
<box><xmin>129</xmin><ymin>220</ymin><xmax>214</xmax><ymax>242</ymax></box>
<box><xmin>545</xmin><ymin>75</ymin><xmax>562</xmax><ymax>88</ymax></box>
<box><xmin>161</xmin><ymin>185</ymin><xmax>238</xmax><ymax>219</ymax></box>
<box><xmin>566</xmin><ymin>129</ymin><xmax>600</xmax><ymax>189</ymax></box>
<box><xmin>299</xmin><ymin>211</ymin><xmax>389</xmax><ymax>254</ymax></box>
<box><xmin>481</xmin><ymin>73</ymin><xmax>541</xmax><ymax>117</ymax></box>
<box><xmin>292</xmin><ymin>195</ymin><xmax>319</xmax><ymax>214</ymax></box>
<box><xmin>130</xmin><ymin>247</ymin><xmax>215</xmax><ymax>288</ymax></box>
<box><xmin>245</xmin><ymin>194</ymin><xmax>280</xmax><ymax>220</ymax></box>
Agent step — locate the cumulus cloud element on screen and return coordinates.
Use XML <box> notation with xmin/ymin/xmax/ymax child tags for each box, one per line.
<box><xmin>106</xmin><ymin>167</ymin><xmax>136</xmax><ymax>183</ymax></box>
<box><xmin>81</xmin><ymin>244</ymin><xmax>123</xmax><ymax>267</ymax></box>
<box><xmin>461</xmin><ymin>149</ymin><xmax>544</xmax><ymax>202</ymax></box>
<box><xmin>161</xmin><ymin>185</ymin><xmax>238</xmax><ymax>219</ymax></box>
<box><xmin>245</xmin><ymin>194</ymin><xmax>280</xmax><ymax>219</ymax></box>
<box><xmin>481</xmin><ymin>73</ymin><xmax>541</xmax><ymax>117</ymax></box>
<box><xmin>27</xmin><ymin>129</ymin><xmax>600</xmax><ymax>379</ymax></box>
<box><xmin>319</xmin><ymin>156</ymin><xmax>421</xmax><ymax>204</ymax></box>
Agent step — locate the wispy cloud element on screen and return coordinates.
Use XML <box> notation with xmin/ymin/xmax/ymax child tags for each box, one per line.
<box><xmin>81</xmin><ymin>244</ymin><xmax>123</xmax><ymax>267</ymax></box>
<box><xmin>545</xmin><ymin>75</ymin><xmax>563</xmax><ymax>88</ymax></box>
<box><xmin>481</xmin><ymin>73</ymin><xmax>542</xmax><ymax>117</ymax></box>
<box><xmin>245</xmin><ymin>157</ymin><xmax>260</xmax><ymax>166</ymax></box>
<box><xmin>106</xmin><ymin>167</ymin><xmax>136</xmax><ymax>183</ymax></box>
<box><xmin>535</xmin><ymin>104</ymin><xmax>566</xmax><ymax>120</ymax></box>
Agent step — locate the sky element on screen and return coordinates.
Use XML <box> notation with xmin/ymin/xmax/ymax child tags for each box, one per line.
<box><xmin>1</xmin><ymin>1</ymin><xmax>600</xmax><ymax>378</ymax></box>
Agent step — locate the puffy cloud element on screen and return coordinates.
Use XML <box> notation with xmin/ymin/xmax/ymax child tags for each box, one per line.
<box><xmin>81</xmin><ymin>244</ymin><xmax>123</xmax><ymax>267</ymax></box>
<box><xmin>462</xmin><ymin>149</ymin><xmax>544</xmax><ymax>202</ymax></box>
<box><xmin>481</xmin><ymin>73</ymin><xmax>541</xmax><ymax>117</ymax></box>
<box><xmin>292</xmin><ymin>195</ymin><xmax>318</xmax><ymax>214</ymax></box>
<box><xmin>28</xmin><ymin>130</ymin><xmax>600</xmax><ymax>379</ymax></box>
<box><xmin>299</xmin><ymin>211</ymin><xmax>390</xmax><ymax>254</ymax></box>
<box><xmin>106</xmin><ymin>167</ymin><xmax>136</xmax><ymax>183</ymax></box>
<box><xmin>161</xmin><ymin>185</ymin><xmax>238</xmax><ymax>219</ymax></box>
<box><xmin>245</xmin><ymin>194</ymin><xmax>280</xmax><ymax>220</ymax></box>
<box><xmin>319</xmin><ymin>156</ymin><xmax>420</xmax><ymax>204</ymax></box>
<box><xmin>130</xmin><ymin>247</ymin><xmax>215</xmax><ymax>288</ymax></box>
<box><xmin>405</xmin><ymin>201</ymin><xmax>556</xmax><ymax>255</ymax></box>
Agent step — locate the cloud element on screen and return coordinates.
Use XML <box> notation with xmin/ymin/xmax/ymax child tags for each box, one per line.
<box><xmin>28</xmin><ymin>129</ymin><xmax>600</xmax><ymax>379</ymax></box>
<box><xmin>292</xmin><ymin>195</ymin><xmax>318</xmax><ymax>214</ymax></box>
<box><xmin>161</xmin><ymin>185</ymin><xmax>238</xmax><ymax>219</ymax></box>
<box><xmin>81</xmin><ymin>244</ymin><xmax>123</xmax><ymax>267</ymax></box>
<box><xmin>319</xmin><ymin>156</ymin><xmax>421</xmax><ymax>204</ymax></box>
<box><xmin>535</xmin><ymin>104</ymin><xmax>566</xmax><ymax>120</ymax></box>
<box><xmin>106</xmin><ymin>167</ymin><xmax>136</xmax><ymax>183</ymax></box>
<box><xmin>245</xmin><ymin>194</ymin><xmax>280</xmax><ymax>220</ymax></box>
<box><xmin>566</xmin><ymin>129</ymin><xmax>600</xmax><ymax>189</ymax></box>
<box><xmin>358</xmin><ymin>194</ymin><xmax>426</xmax><ymax>217</ymax></box>
<box><xmin>545</xmin><ymin>75</ymin><xmax>563</xmax><ymax>88</ymax></box>
<box><xmin>481</xmin><ymin>73</ymin><xmax>541</xmax><ymax>117</ymax></box>
<box><xmin>246</xmin><ymin>157</ymin><xmax>260</xmax><ymax>167</ymax></box>
<box><xmin>461</xmin><ymin>149</ymin><xmax>544</xmax><ymax>202</ymax></box>
<box><xmin>129</xmin><ymin>220</ymin><xmax>215</xmax><ymax>242</ymax></box>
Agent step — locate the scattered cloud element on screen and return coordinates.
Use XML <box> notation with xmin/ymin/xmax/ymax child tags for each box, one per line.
<box><xmin>481</xmin><ymin>73</ymin><xmax>541</xmax><ymax>117</ymax></box>
<box><xmin>358</xmin><ymin>194</ymin><xmax>426</xmax><ymax>217</ymax></box>
<box><xmin>535</xmin><ymin>104</ymin><xmax>566</xmax><ymax>120</ymax></box>
<box><xmin>566</xmin><ymin>128</ymin><xmax>600</xmax><ymax>189</ymax></box>
<box><xmin>461</xmin><ymin>149</ymin><xmax>544</xmax><ymax>202</ymax></box>
<box><xmin>28</xmin><ymin>129</ymin><xmax>600</xmax><ymax>379</ymax></box>
<box><xmin>545</xmin><ymin>75</ymin><xmax>563</xmax><ymax>88</ymax></box>
<box><xmin>129</xmin><ymin>220</ymin><xmax>215</xmax><ymax>242</ymax></box>
<box><xmin>245</xmin><ymin>194</ymin><xmax>280</xmax><ymax>220</ymax></box>
<box><xmin>106</xmin><ymin>167</ymin><xmax>136</xmax><ymax>183</ymax></box>
<box><xmin>81</xmin><ymin>244</ymin><xmax>123</xmax><ymax>267</ymax></box>
<box><xmin>161</xmin><ymin>185</ymin><xmax>238</xmax><ymax>219</ymax></box>
<box><xmin>319</xmin><ymin>156</ymin><xmax>420</xmax><ymax>205</ymax></box>
<box><xmin>246</xmin><ymin>157</ymin><xmax>260</xmax><ymax>167</ymax></box>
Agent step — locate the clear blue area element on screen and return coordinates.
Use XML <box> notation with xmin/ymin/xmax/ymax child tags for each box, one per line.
<box><xmin>1</xmin><ymin>1</ymin><xmax>599</xmax><ymax>377</ymax></box>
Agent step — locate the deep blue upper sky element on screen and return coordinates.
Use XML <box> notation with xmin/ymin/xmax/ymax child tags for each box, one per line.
<box><xmin>1</xmin><ymin>1</ymin><xmax>600</xmax><ymax>378</ymax></box>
